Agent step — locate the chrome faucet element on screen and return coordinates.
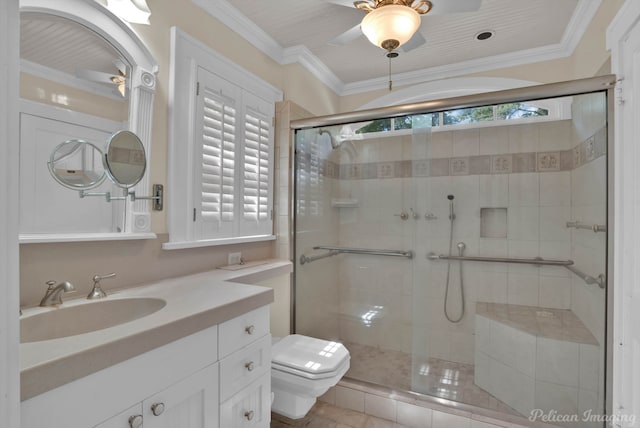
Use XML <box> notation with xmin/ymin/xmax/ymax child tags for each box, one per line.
<box><xmin>87</xmin><ymin>273</ymin><xmax>115</xmax><ymax>299</ymax></box>
<box><xmin>39</xmin><ymin>280</ymin><xmax>76</xmax><ymax>307</ymax></box>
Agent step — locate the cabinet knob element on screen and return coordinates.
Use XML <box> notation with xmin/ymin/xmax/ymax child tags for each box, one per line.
<box><xmin>244</xmin><ymin>410</ymin><xmax>255</xmax><ymax>421</ymax></box>
<box><xmin>128</xmin><ymin>415</ymin><xmax>143</xmax><ymax>428</ymax></box>
<box><xmin>245</xmin><ymin>361</ymin><xmax>255</xmax><ymax>372</ymax></box>
<box><xmin>151</xmin><ymin>402</ymin><xmax>165</xmax><ymax>416</ymax></box>
<box><xmin>245</xmin><ymin>325</ymin><xmax>255</xmax><ymax>335</ymax></box>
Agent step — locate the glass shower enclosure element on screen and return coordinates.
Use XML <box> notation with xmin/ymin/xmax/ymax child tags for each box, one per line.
<box><xmin>292</xmin><ymin>77</ymin><xmax>611</xmax><ymax>426</ymax></box>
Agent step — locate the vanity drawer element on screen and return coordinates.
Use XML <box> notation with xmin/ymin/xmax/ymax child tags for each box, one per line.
<box><xmin>220</xmin><ymin>372</ymin><xmax>271</xmax><ymax>428</ymax></box>
<box><xmin>219</xmin><ymin>305</ymin><xmax>270</xmax><ymax>358</ymax></box>
<box><xmin>220</xmin><ymin>334</ymin><xmax>270</xmax><ymax>401</ymax></box>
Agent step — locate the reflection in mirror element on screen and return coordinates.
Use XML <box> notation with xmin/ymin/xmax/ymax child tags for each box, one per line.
<box><xmin>48</xmin><ymin>140</ymin><xmax>106</xmax><ymax>190</ymax></box>
<box><xmin>104</xmin><ymin>130</ymin><xmax>146</xmax><ymax>188</ymax></box>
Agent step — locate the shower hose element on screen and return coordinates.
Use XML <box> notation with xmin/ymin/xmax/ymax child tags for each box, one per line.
<box><xmin>444</xmin><ymin>196</ymin><xmax>465</xmax><ymax>323</ymax></box>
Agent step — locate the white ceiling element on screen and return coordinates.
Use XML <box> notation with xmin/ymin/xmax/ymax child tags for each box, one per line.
<box><xmin>197</xmin><ymin>0</ymin><xmax>600</xmax><ymax>95</ymax></box>
<box><xmin>19</xmin><ymin>1</ymin><xmax>602</xmax><ymax>97</ymax></box>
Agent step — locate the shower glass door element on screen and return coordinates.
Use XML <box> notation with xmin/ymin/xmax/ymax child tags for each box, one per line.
<box><xmin>293</xmin><ymin>89</ymin><xmax>608</xmax><ymax>427</ymax></box>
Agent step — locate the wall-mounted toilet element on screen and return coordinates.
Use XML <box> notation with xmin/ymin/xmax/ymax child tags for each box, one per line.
<box><xmin>271</xmin><ymin>334</ymin><xmax>350</xmax><ymax>419</ymax></box>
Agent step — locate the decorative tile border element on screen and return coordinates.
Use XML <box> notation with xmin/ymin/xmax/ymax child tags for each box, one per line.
<box><xmin>296</xmin><ymin>127</ymin><xmax>607</xmax><ymax>180</ymax></box>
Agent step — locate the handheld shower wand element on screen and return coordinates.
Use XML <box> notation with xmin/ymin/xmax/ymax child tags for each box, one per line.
<box><xmin>448</xmin><ymin>194</ymin><xmax>455</xmax><ymax>220</ymax></box>
<box><xmin>444</xmin><ymin>194</ymin><xmax>465</xmax><ymax>323</ymax></box>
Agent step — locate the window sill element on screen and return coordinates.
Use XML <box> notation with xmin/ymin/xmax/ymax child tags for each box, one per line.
<box><xmin>162</xmin><ymin>234</ymin><xmax>276</xmax><ymax>250</ymax></box>
<box><xmin>19</xmin><ymin>232</ymin><xmax>158</xmax><ymax>244</ymax></box>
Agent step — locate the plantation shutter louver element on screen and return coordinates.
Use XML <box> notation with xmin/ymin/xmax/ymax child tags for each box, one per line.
<box><xmin>193</xmin><ymin>67</ymin><xmax>239</xmax><ymax>239</ymax></box>
<box><xmin>239</xmin><ymin>93</ymin><xmax>274</xmax><ymax>236</ymax></box>
<box><xmin>243</xmin><ymin>109</ymin><xmax>269</xmax><ymax>220</ymax></box>
<box><xmin>201</xmin><ymin>94</ymin><xmax>236</xmax><ymax>222</ymax></box>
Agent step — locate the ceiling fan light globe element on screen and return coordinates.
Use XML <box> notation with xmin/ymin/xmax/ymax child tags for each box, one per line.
<box><xmin>361</xmin><ymin>4</ymin><xmax>421</xmax><ymax>50</ymax></box>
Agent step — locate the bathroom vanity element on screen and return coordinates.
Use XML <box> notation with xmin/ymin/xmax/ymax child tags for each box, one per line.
<box><xmin>20</xmin><ymin>260</ymin><xmax>291</xmax><ymax>428</ymax></box>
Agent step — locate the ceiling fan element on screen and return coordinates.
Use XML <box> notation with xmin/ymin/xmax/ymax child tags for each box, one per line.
<box><xmin>76</xmin><ymin>59</ymin><xmax>128</xmax><ymax>97</ymax></box>
<box><xmin>324</xmin><ymin>0</ymin><xmax>483</xmax><ymax>53</ymax></box>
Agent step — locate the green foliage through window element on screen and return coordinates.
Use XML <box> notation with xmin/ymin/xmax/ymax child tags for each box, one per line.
<box><xmin>355</xmin><ymin>102</ymin><xmax>549</xmax><ymax>134</ymax></box>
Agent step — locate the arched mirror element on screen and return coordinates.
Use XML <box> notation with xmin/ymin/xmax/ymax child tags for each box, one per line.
<box><xmin>19</xmin><ymin>0</ymin><xmax>158</xmax><ymax>241</ymax></box>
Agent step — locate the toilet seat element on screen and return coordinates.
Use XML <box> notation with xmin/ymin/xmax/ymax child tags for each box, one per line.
<box><xmin>271</xmin><ymin>334</ymin><xmax>351</xmax><ymax>419</ymax></box>
<box><xmin>271</xmin><ymin>334</ymin><xmax>349</xmax><ymax>380</ymax></box>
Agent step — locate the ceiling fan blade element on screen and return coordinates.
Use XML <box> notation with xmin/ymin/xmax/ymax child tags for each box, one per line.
<box><xmin>75</xmin><ymin>69</ymin><xmax>116</xmax><ymax>84</ymax></box>
<box><xmin>428</xmin><ymin>0</ymin><xmax>482</xmax><ymax>15</ymax></box>
<box><xmin>400</xmin><ymin>31</ymin><xmax>426</xmax><ymax>52</ymax></box>
<box><xmin>113</xmin><ymin>59</ymin><xmax>128</xmax><ymax>77</ymax></box>
<box><xmin>328</xmin><ymin>23</ymin><xmax>363</xmax><ymax>46</ymax></box>
<box><xmin>322</xmin><ymin>0</ymin><xmax>357</xmax><ymax>7</ymax></box>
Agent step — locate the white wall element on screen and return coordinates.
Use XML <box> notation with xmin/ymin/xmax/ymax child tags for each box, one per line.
<box><xmin>1</xmin><ymin>0</ymin><xmax>21</xmax><ymax>425</ymax></box>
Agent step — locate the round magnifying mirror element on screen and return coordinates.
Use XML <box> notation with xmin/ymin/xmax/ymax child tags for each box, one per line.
<box><xmin>48</xmin><ymin>139</ymin><xmax>107</xmax><ymax>190</ymax></box>
<box><xmin>103</xmin><ymin>130</ymin><xmax>146</xmax><ymax>188</ymax></box>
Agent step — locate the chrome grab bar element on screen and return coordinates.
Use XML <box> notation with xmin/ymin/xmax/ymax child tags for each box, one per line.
<box><xmin>566</xmin><ymin>220</ymin><xmax>607</xmax><ymax>233</ymax></box>
<box><xmin>427</xmin><ymin>253</ymin><xmax>606</xmax><ymax>289</ymax></box>
<box><xmin>300</xmin><ymin>246</ymin><xmax>414</xmax><ymax>265</ymax></box>
<box><xmin>299</xmin><ymin>250</ymin><xmax>339</xmax><ymax>265</ymax></box>
<box><xmin>564</xmin><ymin>265</ymin><xmax>606</xmax><ymax>289</ymax></box>
<box><xmin>427</xmin><ymin>253</ymin><xmax>573</xmax><ymax>266</ymax></box>
<box><xmin>314</xmin><ymin>245</ymin><xmax>414</xmax><ymax>258</ymax></box>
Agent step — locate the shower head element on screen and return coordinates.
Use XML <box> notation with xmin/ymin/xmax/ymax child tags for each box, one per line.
<box><xmin>318</xmin><ymin>129</ymin><xmax>341</xmax><ymax>150</ymax></box>
<box><xmin>447</xmin><ymin>195</ymin><xmax>454</xmax><ymax>200</ymax></box>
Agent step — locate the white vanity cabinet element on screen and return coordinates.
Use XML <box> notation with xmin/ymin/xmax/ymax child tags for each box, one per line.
<box><xmin>21</xmin><ymin>305</ymin><xmax>273</xmax><ymax>428</ymax></box>
<box><xmin>218</xmin><ymin>305</ymin><xmax>271</xmax><ymax>427</ymax></box>
<box><xmin>95</xmin><ymin>363</ymin><xmax>219</xmax><ymax>428</ymax></box>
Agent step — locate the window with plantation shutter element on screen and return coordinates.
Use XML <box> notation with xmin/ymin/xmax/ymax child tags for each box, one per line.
<box><xmin>167</xmin><ymin>31</ymin><xmax>281</xmax><ymax>249</ymax></box>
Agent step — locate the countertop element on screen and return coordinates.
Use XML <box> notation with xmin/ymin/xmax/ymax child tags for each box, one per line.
<box><xmin>20</xmin><ymin>259</ymin><xmax>292</xmax><ymax>401</ymax></box>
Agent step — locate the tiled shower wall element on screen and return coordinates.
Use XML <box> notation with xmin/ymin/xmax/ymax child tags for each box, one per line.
<box><xmin>330</xmin><ymin>115</ymin><xmax>606</xmax><ymax>367</ymax></box>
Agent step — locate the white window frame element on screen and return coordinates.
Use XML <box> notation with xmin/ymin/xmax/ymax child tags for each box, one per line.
<box><xmin>353</xmin><ymin>98</ymin><xmax>573</xmax><ymax>139</ymax></box>
<box><xmin>165</xmin><ymin>28</ymin><xmax>282</xmax><ymax>250</ymax></box>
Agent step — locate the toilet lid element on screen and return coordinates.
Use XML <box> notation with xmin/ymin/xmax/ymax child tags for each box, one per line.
<box><xmin>272</xmin><ymin>335</ymin><xmax>349</xmax><ymax>378</ymax></box>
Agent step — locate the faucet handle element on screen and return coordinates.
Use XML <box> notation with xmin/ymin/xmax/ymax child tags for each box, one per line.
<box><xmin>93</xmin><ymin>272</ymin><xmax>116</xmax><ymax>283</ymax></box>
<box><xmin>87</xmin><ymin>273</ymin><xmax>115</xmax><ymax>299</ymax></box>
<box><xmin>45</xmin><ymin>280</ymin><xmax>56</xmax><ymax>289</ymax></box>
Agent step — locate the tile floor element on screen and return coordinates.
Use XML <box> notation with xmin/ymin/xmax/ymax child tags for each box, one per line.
<box><xmin>343</xmin><ymin>342</ymin><xmax>519</xmax><ymax>415</ymax></box>
<box><xmin>271</xmin><ymin>401</ymin><xmax>409</xmax><ymax>428</ymax></box>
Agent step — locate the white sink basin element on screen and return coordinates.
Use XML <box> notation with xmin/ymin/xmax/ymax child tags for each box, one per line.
<box><xmin>21</xmin><ymin>298</ymin><xmax>166</xmax><ymax>343</ymax></box>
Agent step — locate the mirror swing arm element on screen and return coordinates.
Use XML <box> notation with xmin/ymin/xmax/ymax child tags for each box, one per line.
<box><xmin>49</xmin><ymin>130</ymin><xmax>164</xmax><ymax>211</ymax></box>
<box><xmin>79</xmin><ymin>184</ymin><xmax>163</xmax><ymax>211</ymax></box>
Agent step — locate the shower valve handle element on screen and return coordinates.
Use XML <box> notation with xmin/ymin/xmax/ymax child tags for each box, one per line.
<box><xmin>394</xmin><ymin>210</ymin><xmax>409</xmax><ymax>221</ymax></box>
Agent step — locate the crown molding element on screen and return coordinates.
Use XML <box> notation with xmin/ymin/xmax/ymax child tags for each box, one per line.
<box><xmin>193</xmin><ymin>0</ymin><xmax>601</xmax><ymax>97</ymax></box>
<box><xmin>281</xmin><ymin>45</ymin><xmax>345</xmax><ymax>94</ymax></box>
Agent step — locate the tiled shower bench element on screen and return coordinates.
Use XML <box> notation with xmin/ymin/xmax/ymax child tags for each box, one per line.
<box><xmin>474</xmin><ymin>303</ymin><xmax>602</xmax><ymax>427</ymax></box>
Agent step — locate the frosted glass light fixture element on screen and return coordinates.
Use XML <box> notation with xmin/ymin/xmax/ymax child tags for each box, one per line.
<box><xmin>356</xmin><ymin>0</ymin><xmax>432</xmax><ymax>51</ymax></box>
<box><xmin>106</xmin><ymin>0</ymin><xmax>151</xmax><ymax>25</ymax></box>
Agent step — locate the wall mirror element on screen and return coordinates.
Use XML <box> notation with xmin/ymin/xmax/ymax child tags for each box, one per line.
<box><xmin>48</xmin><ymin>140</ymin><xmax>107</xmax><ymax>190</ymax></box>
<box><xmin>19</xmin><ymin>0</ymin><xmax>158</xmax><ymax>242</ymax></box>
<box><xmin>104</xmin><ymin>130</ymin><xmax>146</xmax><ymax>188</ymax></box>
<box><xmin>47</xmin><ymin>131</ymin><xmax>162</xmax><ymax>210</ymax></box>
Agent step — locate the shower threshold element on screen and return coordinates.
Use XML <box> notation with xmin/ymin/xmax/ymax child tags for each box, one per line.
<box><xmin>342</xmin><ymin>342</ymin><xmax>520</xmax><ymax>416</ymax></box>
